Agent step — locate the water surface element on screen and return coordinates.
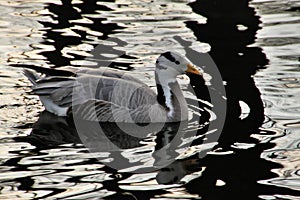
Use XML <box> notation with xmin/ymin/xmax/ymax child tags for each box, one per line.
<box><xmin>0</xmin><ymin>0</ymin><xmax>300</xmax><ymax>199</ymax></box>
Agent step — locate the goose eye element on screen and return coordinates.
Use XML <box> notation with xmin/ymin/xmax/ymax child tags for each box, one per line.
<box><xmin>175</xmin><ymin>61</ymin><xmax>180</xmax><ymax>65</ymax></box>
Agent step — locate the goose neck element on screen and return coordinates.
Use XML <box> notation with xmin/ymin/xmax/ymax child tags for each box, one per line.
<box><xmin>155</xmin><ymin>71</ymin><xmax>187</xmax><ymax>120</ymax></box>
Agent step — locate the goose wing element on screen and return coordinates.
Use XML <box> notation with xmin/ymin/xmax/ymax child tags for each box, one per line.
<box><xmin>32</xmin><ymin>74</ymin><xmax>157</xmax><ymax>109</ymax></box>
<box><xmin>70</xmin><ymin>99</ymin><xmax>167</xmax><ymax>123</ymax></box>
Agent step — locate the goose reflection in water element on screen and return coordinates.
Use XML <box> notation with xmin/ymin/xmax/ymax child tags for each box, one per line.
<box><xmin>16</xmin><ymin>107</ymin><xmax>215</xmax><ymax>174</ymax></box>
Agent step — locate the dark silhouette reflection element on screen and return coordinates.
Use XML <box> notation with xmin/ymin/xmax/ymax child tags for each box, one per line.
<box><xmin>187</xmin><ymin>0</ymin><xmax>267</xmax><ymax>147</ymax></box>
<box><xmin>185</xmin><ymin>0</ymin><xmax>266</xmax><ymax>146</ymax></box>
<box><xmin>156</xmin><ymin>143</ymin><xmax>300</xmax><ymax>198</ymax></box>
<box><xmin>15</xmin><ymin>111</ymin><xmax>81</xmax><ymax>147</ymax></box>
<box><xmin>148</xmin><ymin>0</ymin><xmax>300</xmax><ymax>198</ymax></box>
<box><xmin>15</xmin><ymin>111</ymin><xmax>148</xmax><ymax>149</ymax></box>
<box><xmin>16</xmin><ymin>110</ymin><xmax>212</xmax><ymax>174</ymax></box>
<box><xmin>38</xmin><ymin>0</ymin><xmax>135</xmax><ymax>69</ymax></box>
<box><xmin>15</xmin><ymin>111</ymin><xmax>143</xmax><ymax>149</ymax></box>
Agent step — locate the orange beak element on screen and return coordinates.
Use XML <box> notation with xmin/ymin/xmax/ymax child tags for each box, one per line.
<box><xmin>186</xmin><ymin>63</ymin><xmax>202</xmax><ymax>75</ymax></box>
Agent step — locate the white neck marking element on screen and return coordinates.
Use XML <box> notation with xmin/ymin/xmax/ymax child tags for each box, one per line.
<box><xmin>162</xmin><ymin>85</ymin><xmax>174</xmax><ymax>117</ymax></box>
<box><xmin>156</xmin><ymin>66</ymin><xmax>179</xmax><ymax>118</ymax></box>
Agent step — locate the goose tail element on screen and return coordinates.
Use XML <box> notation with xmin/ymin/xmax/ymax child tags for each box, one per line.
<box><xmin>23</xmin><ymin>69</ymin><xmax>41</xmax><ymax>85</ymax></box>
<box><xmin>23</xmin><ymin>69</ymin><xmax>69</xmax><ymax>116</ymax></box>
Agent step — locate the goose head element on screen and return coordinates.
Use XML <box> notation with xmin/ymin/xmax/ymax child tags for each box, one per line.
<box><xmin>155</xmin><ymin>51</ymin><xmax>202</xmax><ymax>121</ymax></box>
<box><xmin>155</xmin><ymin>51</ymin><xmax>202</xmax><ymax>85</ymax></box>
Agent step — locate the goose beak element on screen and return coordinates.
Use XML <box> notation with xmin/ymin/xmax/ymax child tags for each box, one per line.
<box><xmin>186</xmin><ymin>63</ymin><xmax>202</xmax><ymax>75</ymax></box>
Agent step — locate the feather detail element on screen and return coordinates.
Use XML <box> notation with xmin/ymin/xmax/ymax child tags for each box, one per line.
<box><xmin>21</xmin><ymin>51</ymin><xmax>195</xmax><ymax>122</ymax></box>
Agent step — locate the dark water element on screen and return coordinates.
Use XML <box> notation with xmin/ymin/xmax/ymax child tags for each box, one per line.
<box><xmin>0</xmin><ymin>0</ymin><xmax>300</xmax><ymax>199</ymax></box>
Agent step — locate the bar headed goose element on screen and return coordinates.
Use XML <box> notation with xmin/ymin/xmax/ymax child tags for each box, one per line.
<box><xmin>23</xmin><ymin>51</ymin><xmax>202</xmax><ymax>123</ymax></box>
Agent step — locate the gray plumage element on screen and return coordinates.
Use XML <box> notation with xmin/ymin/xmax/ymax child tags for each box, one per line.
<box><xmin>22</xmin><ymin>51</ymin><xmax>202</xmax><ymax>123</ymax></box>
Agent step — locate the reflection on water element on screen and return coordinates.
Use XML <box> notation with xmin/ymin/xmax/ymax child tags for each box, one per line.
<box><xmin>252</xmin><ymin>0</ymin><xmax>300</xmax><ymax>197</ymax></box>
<box><xmin>0</xmin><ymin>0</ymin><xmax>300</xmax><ymax>199</ymax></box>
<box><xmin>188</xmin><ymin>0</ymin><xmax>267</xmax><ymax>147</ymax></box>
<box><xmin>16</xmin><ymin>110</ymin><xmax>213</xmax><ymax>173</ymax></box>
<box><xmin>184</xmin><ymin>0</ymin><xmax>289</xmax><ymax>199</ymax></box>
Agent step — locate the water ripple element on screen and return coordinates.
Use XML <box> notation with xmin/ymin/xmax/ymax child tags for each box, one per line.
<box><xmin>0</xmin><ymin>0</ymin><xmax>300</xmax><ymax>199</ymax></box>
